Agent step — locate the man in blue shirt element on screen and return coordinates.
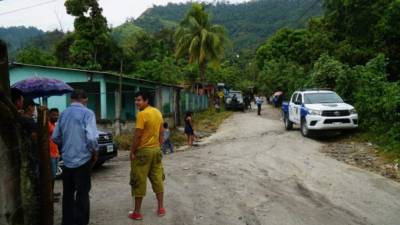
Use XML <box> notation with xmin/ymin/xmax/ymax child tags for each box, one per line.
<box><xmin>52</xmin><ymin>89</ymin><xmax>99</xmax><ymax>225</ymax></box>
<box><xmin>255</xmin><ymin>95</ymin><xmax>263</xmax><ymax>116</ymax></box>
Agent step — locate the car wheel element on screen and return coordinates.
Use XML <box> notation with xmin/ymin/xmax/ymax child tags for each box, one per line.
<box><xmin>301</xmin><ymin>118</ymin><xmax>311</xmax><ymax>137</ymax></box>
<box><xmin>283</xmin><ymin>113</ymin><xmax>293</xmax><ymax>130</ymax></box>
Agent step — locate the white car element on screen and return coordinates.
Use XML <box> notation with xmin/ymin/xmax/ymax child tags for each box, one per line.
<box><xmin>282</xmin><ymin>90</ymin><xmax>358</xmax><ymax>137</ymax></box>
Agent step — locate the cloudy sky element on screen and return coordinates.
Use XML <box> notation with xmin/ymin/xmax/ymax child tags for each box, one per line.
<box><xmin>0</xmin><ymin>0</ymin><xmax>245</xmax><ymax>31</ymax></box>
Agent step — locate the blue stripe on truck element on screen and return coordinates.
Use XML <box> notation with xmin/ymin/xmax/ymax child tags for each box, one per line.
<box><xmin>300</xmin><ymin>104</ymin><xmax>308</xmax><ymax>117</ymax></box>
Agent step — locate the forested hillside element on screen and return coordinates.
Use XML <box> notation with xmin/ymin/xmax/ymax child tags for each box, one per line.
<box><xmin>1</xmin><ymin>0</ymin><xmax>322</xmax><ymax>56</ymax></box>
<box><xmin>132</xmin><ymin>0</ymin><xmax>323</xmax><ymax>50</ymax></box>
<box><xmin>255</xmin><ymin>0</ymin><xmax>400</xmax><ymax>153</ymax></box>
<box><xmin>0</xmin><ymin>26</ymin><xmax>44</xmax><ymax>56</ymax></box>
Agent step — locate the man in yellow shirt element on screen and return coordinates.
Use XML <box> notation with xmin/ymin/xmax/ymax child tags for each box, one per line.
<box><xmin>129</xmin><ymin>91</ymin><xmax>165</xmax><ymax>220</ymax></box>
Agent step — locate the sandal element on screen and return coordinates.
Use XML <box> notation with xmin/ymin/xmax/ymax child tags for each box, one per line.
<box><xmin>128</xmin><ymin>211</ymin><xmax>143</xmax><ymax>220</ymax></box>
<box><xmin>157</xmin><ymin>208</ymin><xmax>166</xmax><ymax>217</ymax></box>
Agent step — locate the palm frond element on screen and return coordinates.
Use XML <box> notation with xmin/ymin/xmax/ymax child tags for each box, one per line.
<box><xmin>188</xmin><ymin>36</ymin><xmax>200</xmax><ymax>63</ymax></box>
<box><xmin>174</xmin><ymin>2</ymin><xmax>231</xmax><ymax>82</ymax></box>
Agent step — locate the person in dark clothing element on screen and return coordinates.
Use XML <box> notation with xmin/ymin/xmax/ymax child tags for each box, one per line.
<box><xmin>19</xmin><ymin>97</ymin><xmax>41</xmax><ymax>225</ymax></box>
<box><xmin>184</xmin><ymin>112</ymin><xmax>195</xmax><ymax>146</ymax></box>
<box><xmin>11</xmin><ymin>88</ymin><xmax>24</xmax><ymax>112</ymax></box>
<box><xmin>214</xmin><ymin>97</ymin><xmax>221</xmax><ymax>112</ymax></box>
<box><xmin>244</xmin><ymin>96</ymin><xmax>250</xmax><ymax>110</ymax></box>
<box><xmin>232</xmin><ymin>94</ymin><xmax>238</xmax><ymax>103</ymax></box>
<box><xmin>20</xmin><ymin>98</ymin><xmax>39</xmax><ymax>174</ymax></box>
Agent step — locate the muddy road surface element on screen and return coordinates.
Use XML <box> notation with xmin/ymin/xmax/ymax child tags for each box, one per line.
<box><xmin>55</xmin><ymin>106</ymin><xmax>400</xmax><ymax>225</ymax></box>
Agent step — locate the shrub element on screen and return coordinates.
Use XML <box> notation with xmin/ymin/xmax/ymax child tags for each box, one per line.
<box><xmin>114</xmin><ymin>134</ymin><xmax>132</xmax><ymax>150</ymax></box>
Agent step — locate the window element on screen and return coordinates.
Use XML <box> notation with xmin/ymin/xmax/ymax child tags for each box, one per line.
<box><xmin>296</xmin><ymin>94</ymin><xmax>303</xmax><ymax>104</ymax></box>
<box><xmin>304</xmin><ymin>92</ymin><xmax>344</xmax><ymax>104</ymax></box>
<box><xmin>291</xmin><ymin>93</ymin><xmax>298</xmax><ymax>103</ymax></box>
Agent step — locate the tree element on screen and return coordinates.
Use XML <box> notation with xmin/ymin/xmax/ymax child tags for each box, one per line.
<box><xmin>310</xmin><ymin>54</ymin><xmax>347</xmax><ymax>90</ymax></box>
<box><xmin>174</xmin><ymin>3</ymin><xmax>229</xmax><ymax>85</ymax></box>
<box><xmin>16</xmin><ymin>48</ymin><xmax>56</xmax><ymax>66</ymax></box>
<box><xmin>64</xmin><ymin>0</ymin><xmax>110</xmax><ymax>70</ymax></box>
<box><xmin>54</xmin><ymin>33</ymin><xmax>75</xmax><ymax>66</ymax></box>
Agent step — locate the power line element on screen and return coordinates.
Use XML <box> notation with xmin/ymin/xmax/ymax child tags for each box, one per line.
<box><xmin>295</xmin><ymin>0</ymin><xmax>321</xmax><ymax>23</ymax></box>
<box><xmin>0</xmin><ymin>0</ymin><xmax>58</xmax><ymax>17</ymax></box>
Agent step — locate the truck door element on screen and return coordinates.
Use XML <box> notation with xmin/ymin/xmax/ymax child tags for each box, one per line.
<box><xmin>293</xmin><ymin>93</ymin><xmax>303</xmax><ymax>123</ymax></box>
<box><xmin>289</xmin><ymin>93</ymin><xmax>298</xmax><ymax>123</ymax></box>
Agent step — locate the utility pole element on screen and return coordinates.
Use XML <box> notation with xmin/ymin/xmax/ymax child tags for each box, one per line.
<box><xmin>37</xmin><ymin>107</ymin><xmax>53</xmax><ymax>225</ymax></box>
<box><xmin>115</xmin><ymin>59</ymin><xmax>123</xmax><ymax>135</ymax></box>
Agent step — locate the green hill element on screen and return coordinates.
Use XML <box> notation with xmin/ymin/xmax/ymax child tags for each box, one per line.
<box><xmin>0</xmin><ymin>26</ymin><xmax>44</xmax><ymax>56</ymax></box>
<box><xmin>131</xmin><ymin>0</ymin><xmax>323</xmax><ymax>51</ymax></box>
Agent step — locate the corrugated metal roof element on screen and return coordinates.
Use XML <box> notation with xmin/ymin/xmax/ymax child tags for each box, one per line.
<box><xmin>11</xmin><ymin>62</ymin><xmax>183</xmax><ymax>89</ymax></box>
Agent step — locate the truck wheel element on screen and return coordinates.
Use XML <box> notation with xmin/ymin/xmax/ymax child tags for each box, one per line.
<box><xmin>283</xmin><ymin>113</ymin><xmax>293</xmax><ymax>130</ymax></box>
<box><xmin>301</xmin><ymin>118</ymin><xmax>311</xmax><ymax>137</ymax></box>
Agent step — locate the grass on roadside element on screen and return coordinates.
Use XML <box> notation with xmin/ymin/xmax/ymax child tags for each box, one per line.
<box><xmin>350</xmin><ymin>131</ymin><xmax>400</xmax><ymax>163</ymax></box>
<box><xmin>114</xmin><ymin>133</ymin><xmax>133</xmax><ymax>150</ymax></box>
<box><xmin>193</xmin><ymin>108</ymin><xmax>233</xmax><ymax>133</ymax></box>
<box><xmin>114</xmin><ymin>108</ymin><xmax>233</xmax><ymax>150</ymax></box>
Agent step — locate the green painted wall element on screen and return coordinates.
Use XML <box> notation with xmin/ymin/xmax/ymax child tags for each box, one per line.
<box><xmin>9</xmin><ymin>67</ymin><xmax>91</xmax><ymax>112</ymax></box>
<box><xmin>9</xmin><ymin>65</ymin><xmax>182</xmax><ymax>122</ymax></box>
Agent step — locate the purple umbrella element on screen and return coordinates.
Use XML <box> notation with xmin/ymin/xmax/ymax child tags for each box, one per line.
<box><xmin>11</xmin><ymin>77</ymin><xmax>74</xmax><ymax>98</ymax></box>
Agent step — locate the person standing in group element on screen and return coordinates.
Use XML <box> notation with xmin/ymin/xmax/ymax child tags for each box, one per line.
<box><xmin>48</xmin><ymin>108</ymin><xmax>61</xmax><ymax>202</ymax></box>
<box><xmin>161</xmin><ymin>122</ymin><xmax>174</xmax><ymax>154</ymax></box>
<box><xmin>214</xmin><ymin>97</ymin><xmax>221</xmax><ymax>113</ymax></box>
<box><xmin>11</xmin><ymin>88</ymin><xmax>24</xmax><ymax>113</ymax></box>
<box><xmin>19</xmin><ymin>98</ymin><xmax>40</xmax><ymax>225</ymax></box>
<box><xmin>184</xmin><ymin>111</ymin><xmax>195</xmax><ymax>146</ymax></box>
<box><xmin>129</xmin><ymin>91</ymin><xmax>165</xmax><ymax>220</ymax></box>
<box><xmin>255</xmin><ymin>95</ymin><xmax>263</xmax><ymax>115</ymax></box>
<box><xmin>52</xmin><ymin>90</ymin><xmax>99</xmax><ymax>225</ymax></box>
<box><xmin>20</xmin><ymin>98</ymin><xmax>40</xmax><ymax>173</ymax></box>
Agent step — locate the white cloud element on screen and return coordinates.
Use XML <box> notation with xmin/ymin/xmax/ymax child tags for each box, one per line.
<box><xmin>0</xmin><ymin>0</ymin><xmax>245</xmax><ymax>31</ymax></box>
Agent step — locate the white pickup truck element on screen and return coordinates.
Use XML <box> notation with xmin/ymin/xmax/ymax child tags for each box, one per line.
<box><xmin>281</xmin><ymin>90</ymin><xmax>358</xmax><ymax>137</ymax></box>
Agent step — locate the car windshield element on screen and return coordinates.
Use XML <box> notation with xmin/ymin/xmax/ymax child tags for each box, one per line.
<box><xmin>304</xmin><ymin>93</ymin><xmax>344</xmax><ymax>104</ymax></box>
<box><xmin>228</xmin><ymin>93</ymin><xmax>243</xmax><ymax>99</ymax></box>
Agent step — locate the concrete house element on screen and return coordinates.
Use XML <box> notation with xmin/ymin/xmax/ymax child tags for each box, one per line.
<box><xmin>10</xmin><ymin>63</ymin><xmax>209</xmax><ymax>128</ymax></box>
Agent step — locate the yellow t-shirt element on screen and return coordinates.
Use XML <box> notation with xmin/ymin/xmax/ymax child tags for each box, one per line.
<box><xmin>135</xmin><ymin>106</ymin><xmax>164</xmax><ymax>149</ymax></box>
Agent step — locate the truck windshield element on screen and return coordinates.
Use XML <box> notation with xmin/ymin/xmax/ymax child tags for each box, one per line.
<box><xmin>304</xmin><ymin>93</ymin><xmax>344</xmax><ymax>104</ymax></box>
<box><xmin>228</xmin><ymin>93</ymin><xmax>243</xmax><ymax>99</ymax></box>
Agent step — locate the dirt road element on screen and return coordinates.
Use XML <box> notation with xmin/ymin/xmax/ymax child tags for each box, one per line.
<box><xmin>55</xmin><ymin>106</ymin><xmax>400</xmax><ymax>225</ymax></box>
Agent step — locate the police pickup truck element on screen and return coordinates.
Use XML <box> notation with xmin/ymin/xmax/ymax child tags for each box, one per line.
<box><xmin>282</xmin><ymin>90</ymin><xmax>358</xmax><ymax>137</ymax></box>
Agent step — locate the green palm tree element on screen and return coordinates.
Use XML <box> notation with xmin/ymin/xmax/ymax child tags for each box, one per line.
<box><xmin>175</xmin><ymin>3</ymin><xmax>228</xmax><ymax>85</ymax></box>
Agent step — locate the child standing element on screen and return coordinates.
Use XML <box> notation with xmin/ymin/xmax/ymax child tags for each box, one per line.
<box><xmin>162</xmin><ymin>122</ymin><xmax>174</xmax><ymax>154</ymax></box>
<box><xmin>184</xmin><ymin>111</ymin><xmax>195</xmax><ymax>146</ymax></box>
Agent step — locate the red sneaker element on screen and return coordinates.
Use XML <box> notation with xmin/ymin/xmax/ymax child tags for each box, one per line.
<box><xmin>128</xmin><ymin>211</ymin><xmax>143</xmax><ymax>220</ymax></box>
<box><xmin>157</xmin><ymin>208</ymin><xmax>166</xmax><ymax>217</ymax></box>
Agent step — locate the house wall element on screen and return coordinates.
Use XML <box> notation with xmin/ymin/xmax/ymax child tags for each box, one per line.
<box><xmin>10</xmin><ymin>66</ymin><xmax>106</xmax><ymax>114</ymax></box>
<box><xmin>9</xmin><ymin>65</ymin><xmax>205</xmax><ymax>131</ymax></box>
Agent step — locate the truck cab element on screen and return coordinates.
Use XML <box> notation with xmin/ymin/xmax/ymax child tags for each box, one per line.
<box><xmin>225</xmin><ymin>90</ymin><xmax>245</xmax><ymax>111</ymax></box>
<box><xmin>282</xmin><ymin>90</ymin><xmax>358</xmax><ymax>137</ymax></box>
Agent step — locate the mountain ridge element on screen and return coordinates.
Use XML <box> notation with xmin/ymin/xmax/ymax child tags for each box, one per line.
<box><xmin>130</xmin><ymin>0</ymin><xmax>323</xmax><ymax>50</ymax></box>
